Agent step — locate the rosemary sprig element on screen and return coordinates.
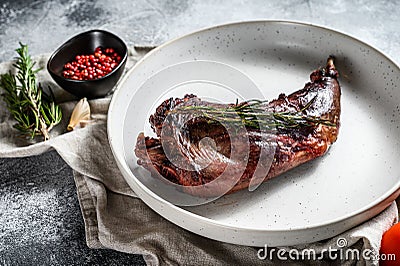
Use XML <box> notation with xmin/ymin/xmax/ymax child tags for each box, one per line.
<box><xmin>0</xmin><ymin>43</ymin><xmax>62</xmax><ymax>140</ymax></box>
<box><xmin>171</xmin><ymin>96</ymin><xmax>336</xmax><ymax>131</ymax></box>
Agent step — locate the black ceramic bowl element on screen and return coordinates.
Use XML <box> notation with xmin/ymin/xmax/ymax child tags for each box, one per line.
<box><xmin>47</xmin><ymin>29</ymin><xmax>128</xmax><ymax>99</ymax></box>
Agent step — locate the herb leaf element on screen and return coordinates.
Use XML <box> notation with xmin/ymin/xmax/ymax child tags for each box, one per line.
<box><xmin>0</xmin><ymin>43</ymin><xmax>62</xmax><ymax>140</ymax></box>
<box><xmin>171</xmin><ymin>97</ymin><xmax>336</xmax><ymax>132</ymax></box>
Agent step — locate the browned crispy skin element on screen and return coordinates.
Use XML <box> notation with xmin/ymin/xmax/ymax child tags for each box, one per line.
<box><xmin>135</xmin><ymin>58</ymin><xmax>341</xmax><ymax>195</ymax></box>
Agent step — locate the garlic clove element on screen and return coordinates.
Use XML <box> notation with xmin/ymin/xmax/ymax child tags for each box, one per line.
<box><xmin>67</xmin><ymin>97</ymin><xmax>91</xmax><ymax>131</ymax></box>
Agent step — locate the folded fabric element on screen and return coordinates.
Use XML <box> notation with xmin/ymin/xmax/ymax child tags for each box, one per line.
<box><xmin>0</xmin><ymin>49</ymin><xmax>398</xmax><ymax>265</ymax></box>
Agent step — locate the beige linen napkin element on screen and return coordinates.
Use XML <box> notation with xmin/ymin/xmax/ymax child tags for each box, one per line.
<box><xmin>0</xmin><ymin>49</ymin><xmax>398</xmax><ymax>266</ymax></box>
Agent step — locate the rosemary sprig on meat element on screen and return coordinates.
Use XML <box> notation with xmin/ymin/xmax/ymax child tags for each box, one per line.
<box><xmin>0</xmin><ymin>43</ymin><xmax>62</xmax><ymax>140</ymax></box>
<box><xmin>171</xmin><ymin>96</ymin><xmax>336</xmax><ymax>131</ymax></box>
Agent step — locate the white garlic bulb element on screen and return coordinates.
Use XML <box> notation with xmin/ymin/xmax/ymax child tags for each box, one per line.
<box><xmin>67</xmin><ymin>97</ymin><xmax>91</xmax><ymax>131</ymax></box>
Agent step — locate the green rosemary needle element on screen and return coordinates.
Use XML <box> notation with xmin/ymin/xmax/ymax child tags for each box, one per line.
<box><xmin>170</xmin><ymin>96</ymin><xmax>336</xmax><ymax>131</ymax></box>
<box><xmin>0</xmin><ymin>43</ymin><xmax>62</xmax><ymax>140</ymax></box>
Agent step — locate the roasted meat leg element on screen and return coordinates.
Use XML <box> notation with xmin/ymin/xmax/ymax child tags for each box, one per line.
<box><xmin>135</xmin><ymin>58</ymin><xmax>341</xmax><ymax>196</ymax></box>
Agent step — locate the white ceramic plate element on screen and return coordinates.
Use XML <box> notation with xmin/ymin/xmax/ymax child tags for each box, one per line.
<box><xmin>108</xmin><ymin>21</ymin><xmax>400</xmax><ymax>246</ymax></box>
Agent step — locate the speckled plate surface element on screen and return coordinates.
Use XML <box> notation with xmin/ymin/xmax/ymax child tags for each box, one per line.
<box><xmin>108</xmin><ymin>21</ymin><xmax>400</xmax><ymax>246</ymax></box>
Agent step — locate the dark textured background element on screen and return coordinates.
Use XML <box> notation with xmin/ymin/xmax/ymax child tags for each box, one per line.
<box><xmin>0</xmin><ymin>151</ymin><xmax>146</xmax><ymax>265</ymax></box>
<box><xmin>0</xmin><ymin>0</ymin><xmax>399</xmax><ymax>265</ymax></box>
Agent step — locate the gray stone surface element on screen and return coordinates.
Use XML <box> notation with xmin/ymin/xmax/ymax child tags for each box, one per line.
<box><xmin>0</xmin><ymin>0</ymin><xmax>399</xmax><ymax>63</ymax></box>
<box><xmin>0</xmin><ymin>151</ymin><xmax>146</xmax><ymax>265</ymax></box>
<box><xmin>0</xmin><ymin>0</ymin><xmax>399</xmax><ymax>265</ymax></box>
